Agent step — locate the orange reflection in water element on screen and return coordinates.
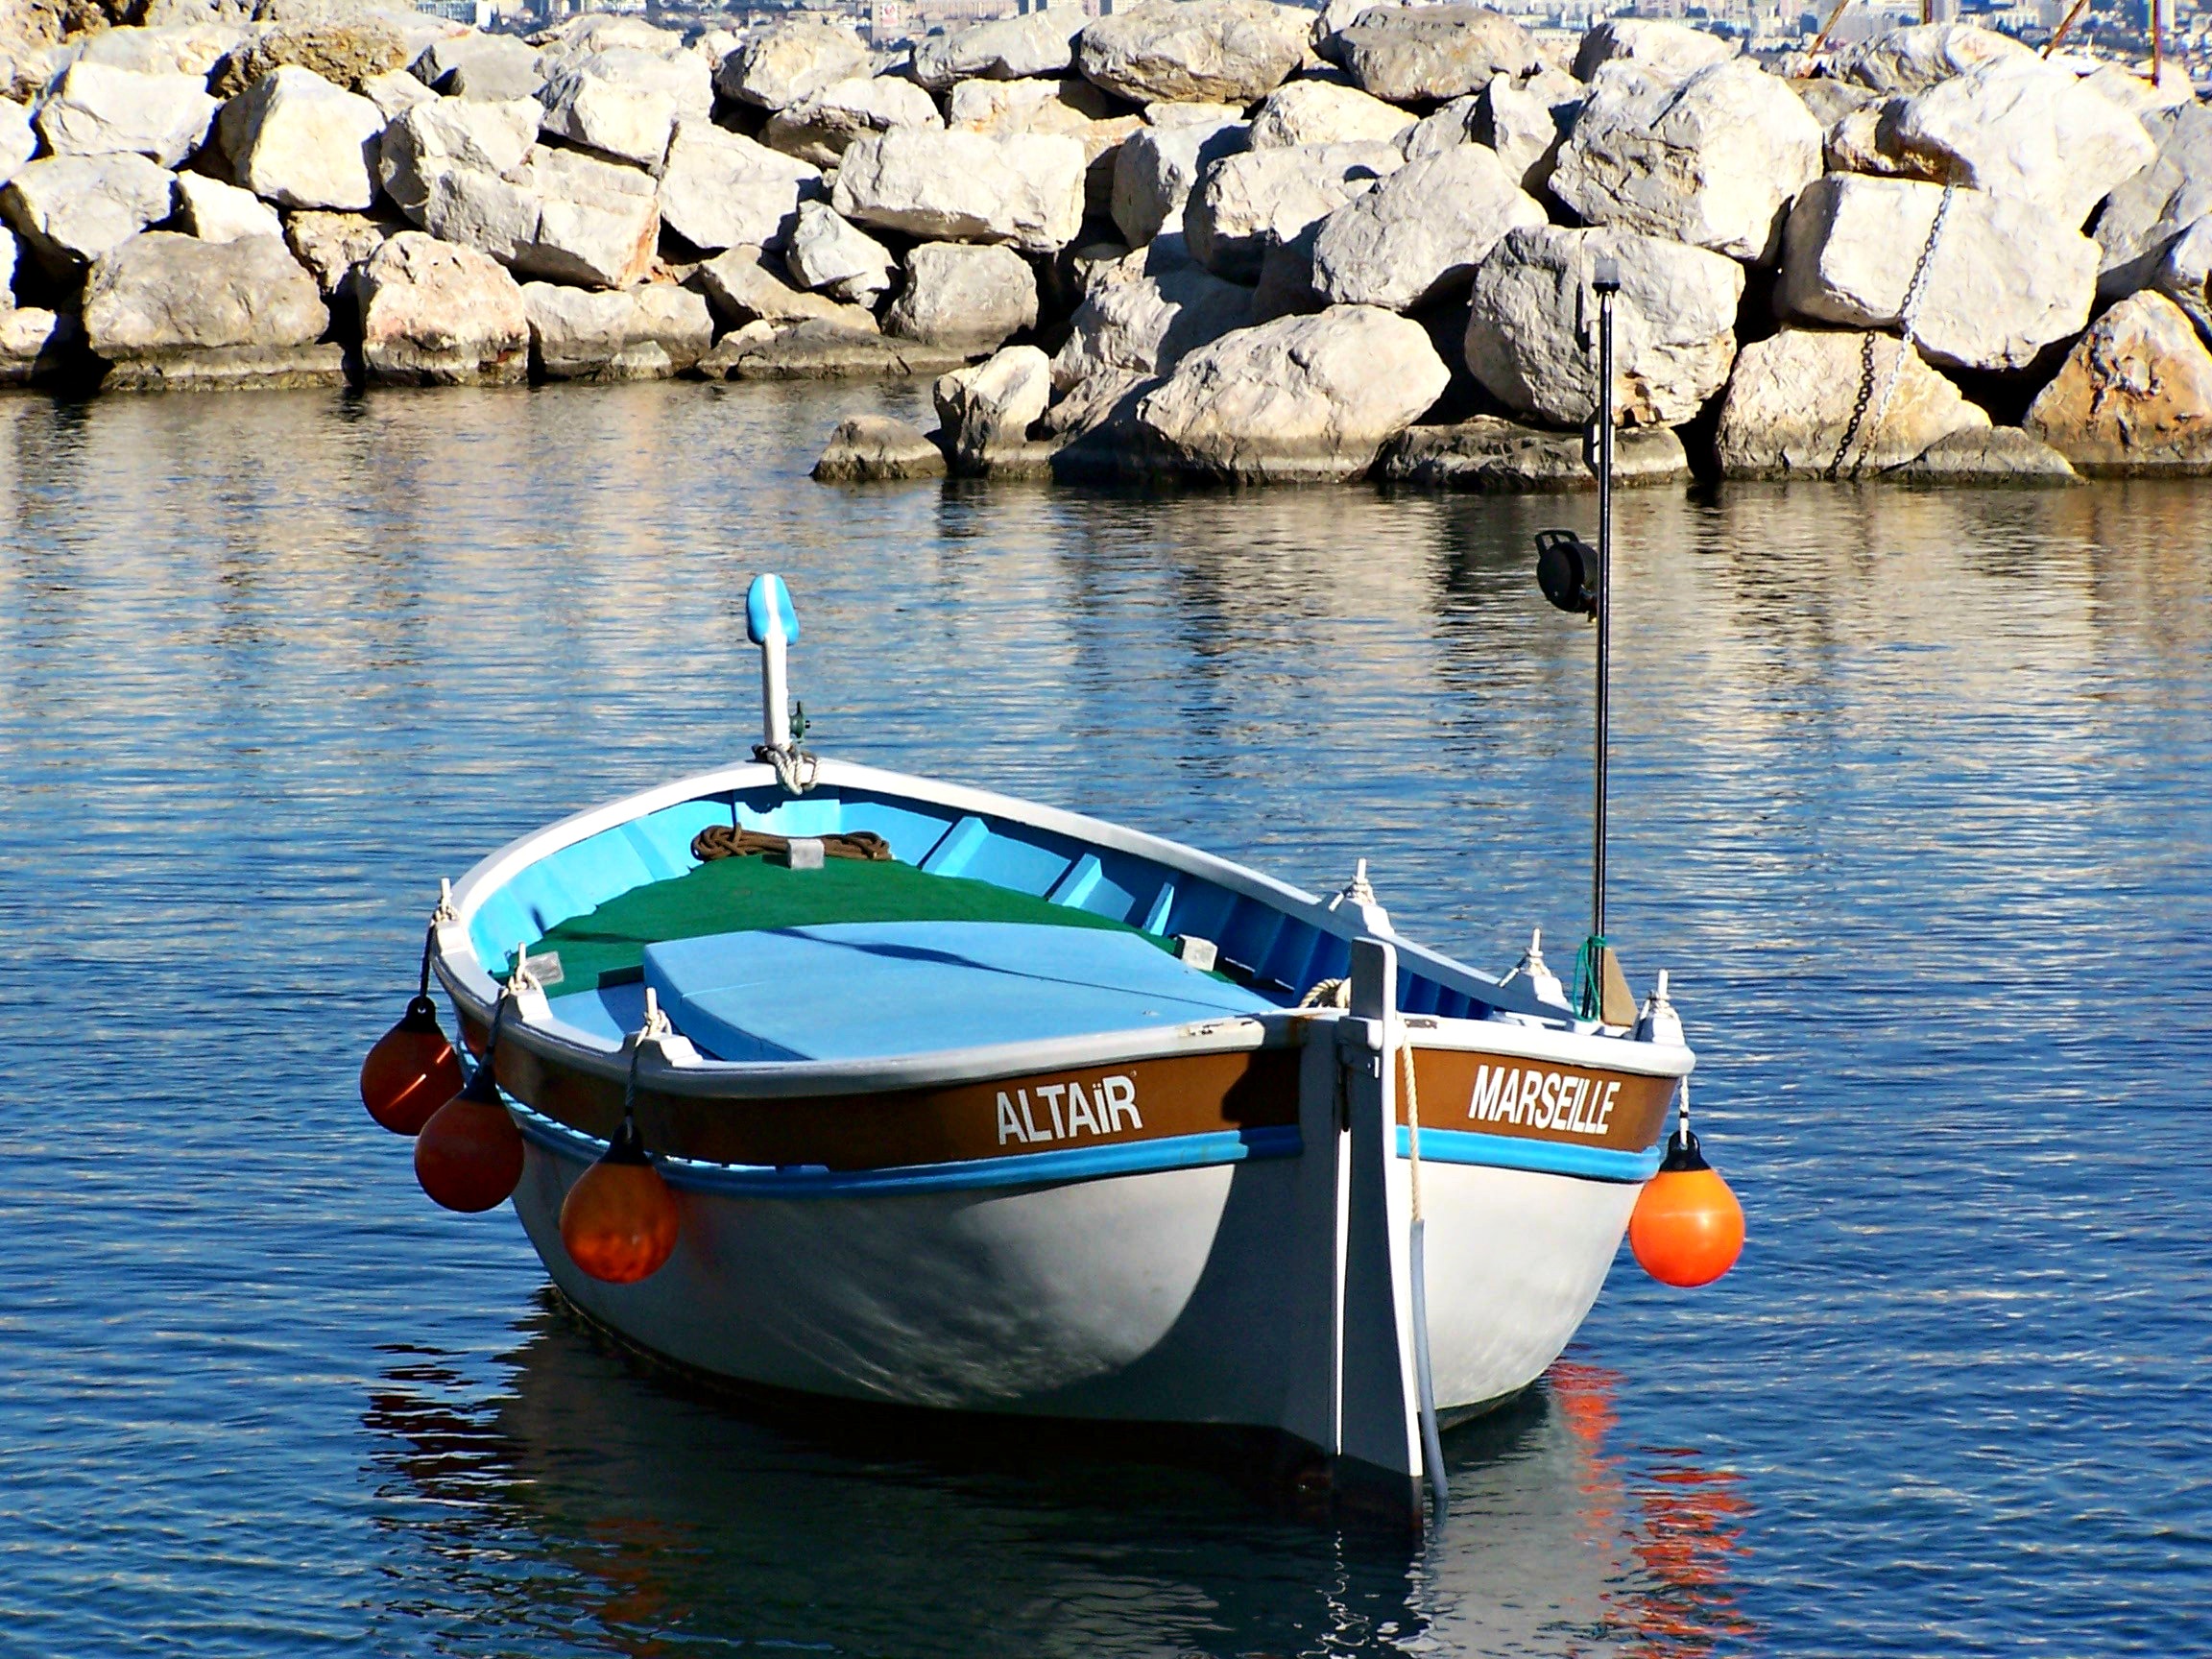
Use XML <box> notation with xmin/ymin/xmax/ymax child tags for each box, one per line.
<box><xmin>1548</xmin><ymin>1359</ymin><xmax>1759</xmax><ymax>1658</ymax></box>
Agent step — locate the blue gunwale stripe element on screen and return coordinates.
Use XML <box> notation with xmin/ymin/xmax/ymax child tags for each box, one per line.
<box><xmin>511</xmin><ymin>1103</ymin><xmax>1302</xmax><ymax>1197</ymax></box>
<box><xmin>1399</xmin><ymin>1126</ymin><xmax>1660</xmax><ymax>1185</ymax></box>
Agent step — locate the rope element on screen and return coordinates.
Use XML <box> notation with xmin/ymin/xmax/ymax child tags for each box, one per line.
<box><xmin>754</xmin><ymin>743</ymin><xmax>820</xmax><ymax>796</ymax></box>
<box><xmin>1299</xmin><ymin>976</ymin><xmax>1352</xmax><ymax>1009</ymax></box>
<box><xmin>1831</xmin><ymin>182</ymin><xmax>1958</xmax><ymax>480</ymax></box>
<box><xmin>691</xmin><ymin>825</ymin><xmax>891</xmax><ymax>864</ymax></box>
<box><xmin>1400</xmin><ymin>1040</ymin><xmax>1424</xmax><ymax>1224</ymax></box>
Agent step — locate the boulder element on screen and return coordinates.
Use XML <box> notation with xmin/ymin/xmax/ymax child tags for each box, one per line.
<box><xmin>72</xmin><ymin>22</ymin><xmax>248</xmax><ymax>79</ymax></box>
<box><xmin>657</xmin><ymin>119</ymin><xmax>821</xmax><ymax>254</ymax></box>
<box><xmin>34</xmin><ymin>62</ymin><xmax>218</xmax><ymax>168</ymax></box>
<box><xmin>1376</xmin><ymin>415</ymin><xmax>1689</xmax><ymax>490</ymax></box>
<box><xmin>1310</xmin><ymin>142</ymin><xmax>1545</xmax><ymax>311</ymax></box>
<box><xmin>377</xmin><ymin>95</ymin><xmax>541</xmax><ymax>218</ymax></box>
<box><xmin>82</xmin><ymin>228</ymin><xmax>339</xmax><ymax>388</ymax></box>
<box><xmin>533</xmin><ymin>13</ymin><xmax>690</xmax><ymax>68</ymax></box>
<box><xmin>1465</xmin><ymin>224</ymin><xmax>1743</xmax><ymax>428</ymax></box>
<box><xmin>2095</xmin><ymin>104</ymin><xmax>2212</xmax><ymax>301</ymax></box>
<box><xmin>2076</xmin><ymin>60</ymin><xmax>2196</xmax><ymax>119</ymax></box>
<box><xmin>692</xmin><ymin>243</ymin><xmax>877</xmax><ymax>330</ymax></box>
<box><xmin>947</xmin><ymin>75</ymin><xmax>1129</xmax><ymax>147</ymax></box>
<box><xmin>1183</xmin><ymin>139</ymin><xmax>1404</xmax><ymax>282</ymax></box>
<box><xmin>1247</xmin><ymin>80</ymin><xmax>1412</xmax><ymax>150</ymax></box>
<box><xmin>1136</xmin><ymin>303</ymin><xmax>1448</xmax><ymax>480</ymax></box>
<box><xmin>219</xmin><ymin>65</ymin><xmax>385</xmax><ymax>211</ymax></box>
<box><xmin>765</xmin><ymin>74</ymin><xmax>943</xmax><ymax>169</ymax></box>
<box><xmin>884</xmin><ymin>241</ymin><xmax>1038</xmax><ymax>349</ymax></box>
<box><xmin>1334</xmin><ymin>7</ymin><xmax>1541</xmax><ymax>105</ymax></box>
<box><xmin>1791</xmin><ymin>76</ymin><xmax>1877</xmax><ymax>129</ymax></box>
<box><xmin>1884</xmin><ymin>426</ymin><xmax>2078</xmax><ymax>484</ymax></box>
<box><xmin>1816</xmin><ymin>23</ymin><xmax>2034</xmax><ymax>97</ymax></box>
<box><xmin>935</xmin><ymin>342</ymin><xmax>1052</xmax><ymax>464</ymax></box>
<box><xmin>548</xmin><ymin>46</ymin><xmax>712</xmax><ymax>118</ymax></box>
<box><xmin>209</xmin><ymin>20</ymin><xmax>409</xmax><ymax>99</ymax></box>
<box><xmin>355</xmin><ymin>228</ymin><xmax>529</xmax><ymax>385</ymax></box>
<box><xmin>1073</xmin><ymin>0</ymin><xmax>1309</xmax><ymax>105</ymax></box>
<box><xmin>0</xmin><ymin>306</ymin><xmax>79</xmax><ymax>384</ymax></box>
<box><xmin>1052</xmin><ymin>250</ymin><xmax>1257</xmax><ymax>387</ymax></box>
<box><xmin>1715</xmin><ymin>326</ymin><xmax>1988</xmax><ymax>478</ymax></box>
<box><xmin>2153</xmin><ymin>218</ymin><xmax>2212</xmax><ymax>345</ymax></box>
<box><xmin>536</xmin><ymin>64</ymin><xmax>677</xmax><ymax>173</ymax></box>
<box><xmin>784</xmin><ymin>201</ymin><xmax>895</xmax><ymax>305</ymax></box>
<box><xmin>361</xmin><ymin>68</ymin><xmax>435</xmax><ymax>119</ymax></box>
<box><xmin>1549</xmin><ymin>59</ymin><xmax>1823</xmax><ymax>265</ymax></box>
<box><xmin>1144</xmin><ymin>99</ymin><xmax>1249</xmax><ymax>129</ymax></box>
<box><xmin>174</xmin><ymin>171</ymin><xmax>283</xmax><ymax>241</ymax></box>
<box><xmin>1887</xmin><ymin>60</ymin><xmax>2154</xmax><ymax>229</ymax></box>
<box><xmin>421</xmin><ymin>146</ymin><xmax>660</xmax><ymax>290</ymax></box>
<box><xmin>1570</xmin><ymin>18</ymin><xmax>1734</xmax><ymax>83</ymax></box>
<box><xmin>914</xmin><ymin>12</ymin><xmax>1087</xmax><ymax>90</ymax></box>
<box><xmin>1405</xmin><ymin>71</ymin><xmax>1579</xmax><ymax>192</ymax></box>
<box><xmin>0</xmin><ymin>99</ymin><xmax>33</xmax><ymax>190</ymax></box>
<box><xmin>715</xmin><ymin>19</ymin><xmax>870</xmax><ymax>112</ymax></box>
<box><xmin>412</xmin><ymin>32</ymin><xmax>541</xmax><ymax>100</ymax></box>
<box><xmin>1820</xmin><ymin>97</ymin><xmax>1945</xmax><ymax>182</ymax></box>
<box><xmin>519</xmin><ymin>279</ymin><xmax>706</xmax><ymax>380</ymax></box>
<box><xmin>701</xmin><ymin>317</ymin><xmax>974</xmax><ymax>380</ymax></box>
<box><xmin>2023</xmin><ymin>289</ymin><xmax>2212</xmax><ymax>474</ymax></box>
<box><xmin>1110</xmin><ymin>116</ymin><xmax>1246</xmax><ymax>247</ymax></box>
<box><xmin>1</xmin><ymin>154</ymin><xmax>175</xmax><ymax>274</ymax></box>
<box><xmin>832</xmin><ymin>129</ymin><xmax>1087</xmax><ymax>254</ymax></box>
<box><xmin>813</xmin><ymin>414</ymin><xmax>949</xmax><ymax>482</ymax></box>
<box><xmin>0</xmin><ymin>223</ymin><xmax>12</xmax><ymax>300</ymax></box>
<box><xmin>283</xmin><ymin>206</ymin><xmax>399</xmax><ymax>298</ymax></box>
<box><xmin>1778</xmin><ymin>174</ymin><xmax>2097</xmax><ymax>373</ymax></box>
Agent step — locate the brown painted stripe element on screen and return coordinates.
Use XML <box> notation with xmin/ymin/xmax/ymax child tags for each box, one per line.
<box><xmin>1402</xmin><ymin>1048</ymin><xmax>1674</xmax><ymax>1155</ymax></box>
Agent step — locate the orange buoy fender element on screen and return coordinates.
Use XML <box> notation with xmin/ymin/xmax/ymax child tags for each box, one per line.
<box><xmin>414</xmin><ymin>1058</ymin><xmax>524</xmax><ymax>1214</ymax></box>
<box><xmin>361</xmin><ymin>995</ymin><xmax>463</xmax><ymax>1137</ymax></box>
<box><xmin>1629</xmin><ymin>1128</ymin><xmax>1744</xmax><ymax>1288</ymax></box>
<box><xmin>560</xmin><ymin>1114</ymin><xmax>680</xmax><ymax>1285</ymax></box>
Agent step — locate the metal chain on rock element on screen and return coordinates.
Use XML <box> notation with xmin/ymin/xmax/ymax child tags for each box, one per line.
<box><xmin>1833</xmin><ymin>181</ymin><xmax>1959</xmax><ymax>481</ymax></box>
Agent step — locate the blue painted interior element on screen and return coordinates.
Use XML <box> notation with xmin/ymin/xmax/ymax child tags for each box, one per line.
<box><xmin>641</xmin><ymin>921</ymin><xmax>1277</xmax><ymax>1063</ymax></box>
<box><xmin>470</xmin><ymin>783</ymin><xmax>1480</xmax><ymax>1022</ymax></box>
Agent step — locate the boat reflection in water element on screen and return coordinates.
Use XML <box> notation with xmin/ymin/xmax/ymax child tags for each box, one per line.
<box><xmin>360</xmin><ymin>1295</ymin><xmax>1759</xmax><ymax>1658</ymax></box>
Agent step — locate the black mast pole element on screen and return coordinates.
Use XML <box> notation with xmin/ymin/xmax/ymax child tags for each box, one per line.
<box><xmin>1592</xmin><ymin>255</ymin><xmax>1618</xmax><ymax>960</ymax></box>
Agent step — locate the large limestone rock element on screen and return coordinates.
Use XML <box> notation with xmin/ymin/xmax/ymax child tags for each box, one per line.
<box><xmin>692</xmin><ymin>243</ymin><xmax>877</xmax><ymax>330</ymax></box>
<box><xmin>412</xmin><ymin>32</ymin><xmax>541</xmax><ymax>100</ymax></box>
<box><xmin>935</xmin><ymin>342</ymin><xmax>1052</xmax><ymax>464</ymax></box>
<box><xmin>657</xmin><ymin>119</ymin><xmax>821</xmax><ymax>253</ymax></box>
<box><xmin>1887</xmin><ymin>60</ymin><xmax>2153</xmax><ymax>229</ymax></box>
<box><xmin>175</xmin><ymin>171</ymin><xmax>283</xmax><ymax>242</ymax></box>
<box><xmin>1817</xmin><ymin>23</ymin><xmax>2034</xmax><ymax>97</ymax></box>
<box><xmin>913</xmin><ymin>12</ymin><xmax>1087</xmax><ymax>91</ymax></box>
<box><xmin>715</xmin><ymin>19</ymin><xmax>870</xmax><ymax>112</ymax></box>
<box><xmin>361</xmin><ymin>68</ymin><xmax>435</xmax><ymax>119</ymax></box>
<box><xmin>1334</xmin><ymin>7</ymin><xmax>1540</xmax><ymax>105</ymax></box>
<box><xmin>0</xmin><ymin>99</ymin><xmax>34</xmax><ymax>189</ymax></box>
<box><xmin>701</xmin><ymin>316</ymin><xmax>972</xmax><ymax>380</ymax></box>
<box><xmin>2153</xmin><ymin>218</ymin><xmax>2212</xmax><ymax>345</ymax></box>
<box><xmin>1053</xmin><ymin>249</ymin><xmax>1257</xmax><ymax>387</ymax></box>
<box><xmin>72</xmin><ymin>22</ymin><xmax>250</xmax><ymax>79</ymax></box>
<box><xmin>1247</xmin><ymin>80</ymin><xmax>1412</xmax><ymax>149</ymax></box>
<box><xmin>2095</xmin><ymin>105</ymin><xmax>2212</xmax><ymax>301</ymax></box>
<box><xmin>1885</xmin><ymin>426</ymin><xmax>2078</xmax><ymax>484</ymax></box>
<box><xmin>82</xmin><ymin>228</ymin><xmax>336</xmax><ymax>387</ymax></box>
<box><xmin>208</xmin><ymin>20</ymin><xmax>410</xmax><ymax>100</ymax></box>
<box><xmin>0</xmin><ymin>306</ymin><xmax>76</xmax><ymax>385</ymax></box>
<box><xmin>35</xmin><ymin>62</ymin><xmax>218</xmax><ymax>167</ymax></box>
<box><xmin>785</xmin><ymin>201</ymin><xmax>894</xmax><ymax>305</ymax></box>
<box><xmin>1550</xmin><ymin>60</ymin><xmax>1822</xmax><ymax>265</ymax></box>
<box><xmin>1111</xmin><ymin>115</ymin><xmax>1246</xmax><ymax>246</ymax></box>
<box><xmin>1137</xmin><ymin>303</ymin><xmax>1450</xmax><ymax>481</ymax></box>
<box><xmin>356</xmin><ymin>228</ymin><xmax>529</xmax><ymax>385</ymax></box>
<box><xmin>1</xmin><ymin>154</ymin><xmax>175</xmax><ymax>274</ymax></box>
<box><xmin>765</xmin><ymin>74</ymin><xmax>942</xmax><ymax>168</ymax></box>
<box><xmin>1465</xmin><ymin>225</ymin><xmax>1743</xmax><ymax>427</ymax></box>
<box><xmin>1405</xmin><ymin>71</ymin><xmax>1579</xmax><ymax>193</ymax></box>
<box><xmin>1074</xmin><ymin>0</ymin><xmax>1309</xmax><ymax>105</ymax></box>
<box><xmin>421</xmin><ymin>145</ymin><xmax>660</xmax><ymax>290</ymax></box>
<box><xmin>284</xmin><ymin>206</ymin><xmax>399</xmax><ymax>298</ymax></box>
<box><xmin>377</xmin><ymin>95</ymin><xmax>541</xmax><ymax>218</ymax></box>
<box><xmin>1716</xmin><ymin>327</ymin><xmax>1989</xmax><ymax>478</ymax></box>
<box><xmin>2024</xmin><ymin>290</ymin><xmax>2212</xmax><ymax>474</ymax></box>
<box><xmin>832</xmin><ymin>129</ymin><xmax>1087</xmax><ymax>254</ymax></box>
<box><xmin>1377</xmin><ymin>415</ymin><xmax>1690</xmax><ymax>490</ymax></box>
<box><xmin>521</xmin><ymin>280</ymin><xmax>700</xmax><ymax>380</ymax></box>
<box><xmin>1183</xmin><ymin>139</ymin><xmax>1404</xmax><ymax>282</ymax></box>
<box><xmin>885</xmin><ymin>241</ymin><xmax>1038</xmax><ymax>349</ymax></box>
<box><xmin>1310</xmin><ymin>142</ymin><xmax>1545</xmax><ymax>311</ymax></box>
<box><xmin>550</xmin><ymin>45</ymin><xmax>712</xmax><ymax>118</ymax></box>
<box><xmin>1570</xmin><ymin>19</ymin><xmax>1734</xmax><ymax>83</ymax></box>
<box><xmin>219</xmin><ymin>65</ymin><xmax>385</xmax><ymax>211</ymax></box>
<box><xmin>1778</xmin><ymin>174</ymin><xmax>2096</xmax><ymax>373</ymax></box>
<box><xmin>814</xmin><ymin>415</ymin><xmax>949</xmax><ymax>482</ymax></box>
<box><xmin>536</xmin><ymin>63</ymin><xmax>677</xmax><ymax>173</ymax></box>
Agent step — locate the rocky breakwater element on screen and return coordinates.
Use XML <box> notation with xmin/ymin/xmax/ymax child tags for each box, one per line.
<box><xmin>805</xmin><ymin>11</ymin><xmax>2212</xmax><ymax>488</ymax></box>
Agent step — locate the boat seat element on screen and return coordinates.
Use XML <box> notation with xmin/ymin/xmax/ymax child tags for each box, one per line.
<box><xmin>638</xmin><ymin>921</ymin><xmax>1277</xmax><ymax>1064</ymax></box>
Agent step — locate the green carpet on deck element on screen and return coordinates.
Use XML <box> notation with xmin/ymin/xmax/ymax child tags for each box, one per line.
<box><xmin>519</xmin><ymin>854</ymin><xmax>1160</xmax><ymax>995</ymax></box>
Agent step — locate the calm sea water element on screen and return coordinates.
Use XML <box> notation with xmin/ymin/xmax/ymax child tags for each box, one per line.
<box><xmin>1</xmin><ymin>380</ymin><xmax>2207</xmax><ymax>1659</ymax></box>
